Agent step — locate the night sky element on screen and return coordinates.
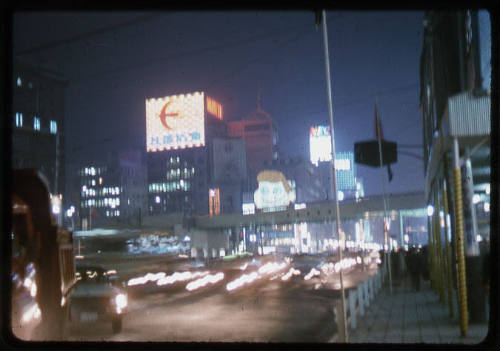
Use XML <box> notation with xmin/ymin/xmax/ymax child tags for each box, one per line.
<box><xmin>13</xmin><ymin>11</ymin><xmax>425</xmax><ymax>197</ymax></box>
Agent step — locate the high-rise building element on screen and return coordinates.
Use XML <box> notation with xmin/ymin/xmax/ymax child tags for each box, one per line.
<box><xmin>77</xmin><ymin>149</ymin><xmax>147</xmax><ymax>228</ymax></box>
<box><xmin>228</xmin><ymin>102</ymin><xmax>278</xmax><ymax>189</ymax></box>
<box><xmin>212</xmin><ymin>137</ymin><xmax>247</xmax><ymax>214</ymax></box>
<box><xmin>317</xmin><ymin>151</ymin><xmax>357</xmax><ymax>200</ymax></box>
<box><xmin>12</xmin><ymin>60</ymin><xmax>67</xmax><ymax>196</ymax></box>
<box><xmin>146</xmin><ymin>92</ymin><xmax>226</xmax><ymax>216</ymax></box>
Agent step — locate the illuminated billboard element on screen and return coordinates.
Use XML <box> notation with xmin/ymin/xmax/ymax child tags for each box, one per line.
<box><xmin>254</xmin><ymin>170</ymin><xmax>296</xmax><ymax>212</ymax></box>
<box><xmin>206</xmin><ymin>96</ymin><xmax>223</xmax><ymax>120</ymax></box>
<box><xmin>309</xmin><ymin>125</ymin><xmax>332</xmax><ymax>166</ymax></box>
<box><xmin>146</xmin><ymin>92</ymin><xmax>205</xmax><ymax>152</ymax></box>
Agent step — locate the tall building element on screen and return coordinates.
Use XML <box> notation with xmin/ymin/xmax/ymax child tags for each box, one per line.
<box><xmin>420</xmin><ymin>10</ymin><xmax>490</xmax><ymax>323</ymax></box>
<box><xmin>146</xmin><ymin>92</ymin><xmax>226</xmax><ymax>216</ymax></box>
<box><xmin>77</xmin><ymin>149</ymin><xmax>147</xmax><ymax>228</ymax></box>
<box><xmin>227</xmin><ymin>99</ymin><xmax>278</xmax><ymax>189</ymax></box>
<box><xmin>212</xmin><ymin>137</ymin><xmax>247</xmax><ymax>214</ymax></box>
<box><xmin>317</xmin><ymin>152</ymin><xmax>357</xmax><ymax>200</ymax></box>
<box><xmin>267</xmin><ymin>156</ymin><xmax>326</xmax><ymax>204</ymax></box>
<box><xmin>12</xmin><ymin>60</ymin><xmax>67</xmax><ymax>196</ymax></box>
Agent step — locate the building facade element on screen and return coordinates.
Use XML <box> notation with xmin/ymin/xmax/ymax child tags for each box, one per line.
<box><xmin>146</xmin><ymin>92</ymin><xmax>226</xmax><ymax>216</ymax></box>
<box><xmin>77</xmin><ymin>150</ymin><xmax>147</xmax><ymax>228</ymax></box>
<box><xmin>211</xmin><ymin>137</ymin><xmax>247</xmax><ymax>214</ymax></box>
<box><xmin>12</xmin><ymin>60</ymin><xmax>67</xmax><ymax>196</ymax></box>
<box><xmin>227</xmin><ymin>105</ymin><xmax>278</xmax><ymax>189</ymax></box>
<box><xmin>419</xmin><ymin>10</ymin><xmax>491</xmax><ymax>323</ymax></box>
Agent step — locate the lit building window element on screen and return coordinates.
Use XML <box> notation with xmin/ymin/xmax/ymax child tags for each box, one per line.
<box><xmin>15</xmin><ymin>113</ymin><xmax>23</xmax><ymax>127</ymax></box>
<box><xmin>17</xmin><ymin>77</ymin><xmax>22</xmax><ymax>87</ymax></box>
<box><xmin>50</xmin><ymin>120</ymin><xmax>57</xmax><ymax>134</ymax></box>
<box><xmin>155</xmin><ymin>196</ymin><xmax>160</xmax><ymax>204</ymax></box>
<box><xmin>34</xmin><ymin>116</ymin><xmax>40</xmax><ymax>131</ymax></box>
<box><xmin>91</xmin><ymin>179</ymin><xmax>96</xmax><ymax>186</ymax></box>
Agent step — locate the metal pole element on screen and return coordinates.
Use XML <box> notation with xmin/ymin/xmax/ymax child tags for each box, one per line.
<box><xmin>453</xmin><ymin>137</ymin><xmax>468</xmax><ymax>337</ymax></box>
<box><xmin>321</xmin><ymin>10</ymin><xmax>348</xmax><ymax>342</ymax></box>
<box><xmin>375</xmin><ymin>101</ymin><xmax>393</xmax><ymax>295</ymax></box>
<box><xmin>442</xmin><ymin>178</ymin><xmax>454</xmax><ymax>318</ymax></box>
<box><xmin>434</xmin><ymin>189</ymin><xmax>446</xmax><ymax>304</ymax></box>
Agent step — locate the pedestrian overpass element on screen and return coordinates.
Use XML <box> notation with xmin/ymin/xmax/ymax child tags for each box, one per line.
<box><xmin>142</xmin><ymin>191</ymin><xmax>426</xmax><ymax>259</ymax></box>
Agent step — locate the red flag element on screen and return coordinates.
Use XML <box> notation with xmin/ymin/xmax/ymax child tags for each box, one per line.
<box><xmin>374</xmin><ymin>103</ymin><xmax>384</xmax><ymax>141</ymax></box>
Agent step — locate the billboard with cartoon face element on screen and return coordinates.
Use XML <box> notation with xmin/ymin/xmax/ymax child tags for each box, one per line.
<box><xmin>254</xmin><ymin>170</ymin><xmax>296</xmax><ymax>211</ymax></box>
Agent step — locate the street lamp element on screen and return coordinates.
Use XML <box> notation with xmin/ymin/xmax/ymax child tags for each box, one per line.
<box><xmin>66</xmin><ymin>205</ymin><xmax>75</xmax><ymax>231</ymax></box>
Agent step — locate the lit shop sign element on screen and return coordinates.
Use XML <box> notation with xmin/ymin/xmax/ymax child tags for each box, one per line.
<box><xmin>206</xmin><ymin>96</ymin><xmax>223</xmax><ymax>120</ymax></box>
<box><xmin>209</xmin><ymin>188</ymin><xmax>220</xmax><ymax>217</ymax></box>
<box><xmin>146</xmin><ymin>92</ymin><xmax>205</xmax><ymax>152</ymax></box>
<box><xmin>242</xmin><ymin>203</ymin><xmax>255</xmax><ymax>215</ymax></box>
<box><xmin>335</xmin><ymin>159</ymin><xmax>351</xmax><ymax>171</ymax></box>
<box><xmin>310</xmin><ymin>125</ymin><xmax>332</xmax><ymax>166</ymax></box>
<box><xmin>254</xmin><ymin>170</ymin><xmax>296</xmax><ymax>211</ymax></box>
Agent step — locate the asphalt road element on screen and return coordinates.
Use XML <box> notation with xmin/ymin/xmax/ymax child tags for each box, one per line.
<box><xmin>65</xmin><ymin>253</ymin><xmax>379</xmax><ymax>342</ymax></box>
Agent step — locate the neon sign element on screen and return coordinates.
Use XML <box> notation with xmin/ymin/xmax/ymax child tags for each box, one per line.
<box><xmin>310</xmin><ymin>125</ymin><xmax>332</xmax><ymax>166</ymax></box>
<box><xmin>146</xmin><ymin>92</ymin><xmax>205</xmax><ymax>152</ymax></box>
<box><xmin>206</xmin><ymin>96</ymin><xmax>223</xmax><ymax>120</ymax></box>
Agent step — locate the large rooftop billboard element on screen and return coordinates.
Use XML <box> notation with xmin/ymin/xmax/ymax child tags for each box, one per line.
<box><xmin>309</xmin><ymin>125</ymin><xmax>332</xmax><ymax>166</ymax></box>
<box><xmin>146</xmin><ymin>92</ymin><xmax>205</xmax><ymax>152</ymax></box>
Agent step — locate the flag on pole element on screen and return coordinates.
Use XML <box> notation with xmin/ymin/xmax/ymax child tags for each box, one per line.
<box><xmin>315</xmin><ymin>10</ymin><xmax>322</xmax><ymax>30</ymax></box>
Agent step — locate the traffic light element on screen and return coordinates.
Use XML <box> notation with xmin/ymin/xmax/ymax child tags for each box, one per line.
<box><xmin>354</xmin><ymin>139</ymin><xmax>397</xmax><ymax>167</ymax></box>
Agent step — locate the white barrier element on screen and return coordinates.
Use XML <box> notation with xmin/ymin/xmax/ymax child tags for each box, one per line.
<box><xmin>334</xmin><ymin>266</ymin><xmax>386</xmax><ymax>342</ymax></box>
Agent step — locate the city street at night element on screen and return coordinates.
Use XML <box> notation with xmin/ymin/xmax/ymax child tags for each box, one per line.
<box><xmin>65</xmin><ymin>251</ymin><xmax>377</xmax><ymax>342</ymax></box>
<box><xmin>7</xmin><ymin>7</ymin><xmax>494</xmax><ymax>347</ymax></box>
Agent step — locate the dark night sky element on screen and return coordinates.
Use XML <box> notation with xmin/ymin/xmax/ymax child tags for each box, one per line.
<box><xmin>12</xmin><ymin>10</ymin><xmax>425</xmax><ymax>198</ymax></box>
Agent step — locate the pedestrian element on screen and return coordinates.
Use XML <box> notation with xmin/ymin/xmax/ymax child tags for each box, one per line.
<box><xmin>405</xmin><ymin>247</ymin><xmax>421</xmax><ymax>291</ymax></box>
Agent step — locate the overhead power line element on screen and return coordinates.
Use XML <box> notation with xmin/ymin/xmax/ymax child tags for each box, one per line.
<box><xmin>16</xmin><ymin>14</ymin><xmax>162</xmax><ymax>56</ymax></box>
<box><xmin>69</xmin><ymin>20</ymin><xmax>315</xmax><ymax>84</ymax></box>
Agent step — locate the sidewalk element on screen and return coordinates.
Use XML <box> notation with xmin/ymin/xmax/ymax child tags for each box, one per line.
<box><xmin>347</xmin><ymin>278</ymin><xmax>489</xmax><ymax>344</ymax></box>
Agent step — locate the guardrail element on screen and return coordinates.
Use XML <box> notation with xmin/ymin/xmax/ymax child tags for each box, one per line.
<box><xmin>332</xmin><ymin>263</ymin><xmax>387</xmax><ymax>342</ymax></box>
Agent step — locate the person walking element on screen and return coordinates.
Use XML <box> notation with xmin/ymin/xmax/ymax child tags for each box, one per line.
<box><xmin>405</xmin><ymin>247</ymin><xmax>421</xmax><ymax>291</ymax></box>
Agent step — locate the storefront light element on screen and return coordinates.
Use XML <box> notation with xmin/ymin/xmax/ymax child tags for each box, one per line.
<box><xmin>427</xmin><ymin>205</ymin><xmax>434</xmax><ymax>217</ymax></box>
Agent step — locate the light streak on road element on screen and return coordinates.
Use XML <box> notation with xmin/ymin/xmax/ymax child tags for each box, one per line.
<box><xmin>239</xmin><ymin>263</ymin><xmax>248</xmax><ymax>270</ymax></box>
<box><xmin>127</xmin><ymin>272</ymin><xmax>166</xmax><ymax>286</ymax></box>
<box><xmin>226</xmin><ymin>272</ymin><xmax>260</xmax><ymax>291</ymax></box>
<box><xmin>281</xmin><ymin>267</ymin><xmax>301</xmax><ymax>281</ymax></box>
<box><xmin>185</xmin><ymin>272</ymin><xmax>224</xmax><ymax>291</ymax></box>
<box><xmin>157</xmin><ymin>271</ymin><xmax>209</xmax><ymax>286</ymax></box>
<box><xmin>304</xmin><ymin>268</ymin><xmax>321</xmax><ymax>281</ymax></box>
<box><xmin>257</xmin><ymin>261</ymin><xmax>287</xmax><ymax>275</ymax></box>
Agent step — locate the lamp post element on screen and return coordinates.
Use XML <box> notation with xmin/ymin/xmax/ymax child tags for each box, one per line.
<box><xmin>320</xmin><ymin>9</ymin><xmax>347</xmax><ymax>343</ymax></box>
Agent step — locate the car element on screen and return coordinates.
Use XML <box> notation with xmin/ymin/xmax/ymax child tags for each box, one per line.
<box><xmin>70</xmin><ymin>263</ymin><xmax>127</xmax><ymax>333</ymax></box>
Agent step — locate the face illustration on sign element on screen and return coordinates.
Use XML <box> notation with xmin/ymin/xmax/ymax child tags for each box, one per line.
<box><xmin>254</xmin><ymin>171</ymin><xmax>296</xmax><ymax>210</ymax></box>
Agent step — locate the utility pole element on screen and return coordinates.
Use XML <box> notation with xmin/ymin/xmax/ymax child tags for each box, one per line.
<box><xmin>320</xmin><ymin>9</ymin><xmax>348</xmax><ymax>343</ymax></box>
<box><xmin>375</xmin><ymin>100</ymin><xmax>393</xmax><ymax>295</ymax></box>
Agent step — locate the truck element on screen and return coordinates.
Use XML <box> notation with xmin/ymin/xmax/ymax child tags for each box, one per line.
<box><xmin>10</xmin><ymin>169</ymin><xmax>77</xmax><ymax>341</ymax></box>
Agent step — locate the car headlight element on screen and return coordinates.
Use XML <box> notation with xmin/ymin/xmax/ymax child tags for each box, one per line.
<box><xmin>115</xmin><ymin>293</ymin><xmax>127</xmax><ymax>310</ymax></box>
